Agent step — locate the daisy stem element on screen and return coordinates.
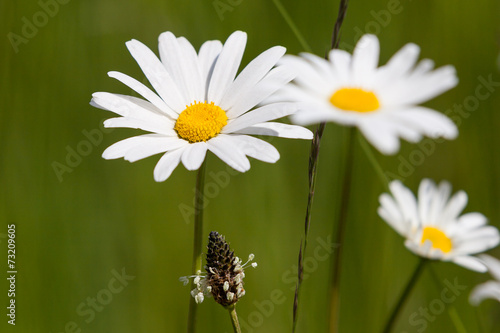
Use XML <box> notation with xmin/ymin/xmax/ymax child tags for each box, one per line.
<box><xmin>447</xmin><ymin>306</ymin><xmax>468</xmax><ymax>333</ymax></box>
<box><xmin>357</xmin><ymin>133</ymin><xmax>390</xmax><ymax>191</ymax></box>
<box><xmin>427</xmin><ymin>264</ymin><xmax>468</xmax><ymax>333</ymax></box>
<box><xmin>328</xmin><ymin>126</ymin><xmax>356</xmax><ymax>333</ymax></box>
<box><xmin>227</xmin><ymin>305</ymin><xmax>242</xmax><ymax>333</ymax></box>
<box><xmin>187</xmin><ymin>159</ymin><xmax>207</xmax><ymax>333</ymax></box>
<box><xmin>382</xmin><ymin>258</ymin><xmax>428</xmax><ymax>333</ymax></box>
<box><xmin>474</xmin><ymin>306</ymin><xmax>486</xmax><ymax>333</ymax></box>
<box><xmin>270</xmin><ymin>0</ymin><xmax>313</xmax><ymax>53</ymax></box>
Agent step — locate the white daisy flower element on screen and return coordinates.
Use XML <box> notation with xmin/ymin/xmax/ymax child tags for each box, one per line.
<box><xmin>275</xmin><ymin>34</ymin><xmax>458</xmax><ymax>155</ymax></box>
<box><xmin>378</xmin><ymin>179</ymin><xmax>500</xmax><ymax>272</ymax></box>
<box><xmin>91</xmin><ymin>31</ymin><xmax>312</xmax><ymax>181</ymax></box>
<box><xmin>470</xmin><ymin>254</ymin><xmax>500</xmax><ymax>305</ymax></box>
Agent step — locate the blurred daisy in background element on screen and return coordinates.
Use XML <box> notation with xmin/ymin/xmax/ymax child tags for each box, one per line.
<box><xmin>378</xmin><ymin>179</ymin><xmax>500</xmax><ymax>272</ymax></box>
<box><xmin>91</xmin><ymin>31</ymin><xmax>312</xmax><ymax>182</ymax></box>
<box><xmin>470</xmin><ymin>254</ymin><xmax>500</xmax><ymax>305</ymax></box>
<box><xmin>275</xmin><ymin>34</ymin><xmax>458</xmax><ymax>154</ymax></box>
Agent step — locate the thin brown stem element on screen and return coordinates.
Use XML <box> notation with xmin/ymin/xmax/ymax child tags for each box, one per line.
<box><xmin>291</xmin><ymin>0</ymin><xmax>350</xmax><ymax>331</ymax></box>
<box><xmin>293</xmin><ymin>122</ymin><xmax>326</xmax><ymax>332</ymax></box>
<box><xmin>328</xmin><ymin>126</ymin><xmax>355</xmax><ymax>333</ymax></box>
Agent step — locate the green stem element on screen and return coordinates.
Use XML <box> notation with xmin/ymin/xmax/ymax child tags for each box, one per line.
<box><xmin>328</xmin><ymin>126</ymin><xmax>356</xmax><ymax>333</ymax></box>
<box><xmin>447</xmin><ymin>306</ymin><xmax>468</xmax><ymax>333</ymax></box>
<box><xmin>383</xmin><ymin>258</ymin><xmax>428</xmax><ymax>333</ymax></box>
<box><xmin>427</xmin><ymin>265</ymin><xmax>468</xmax><ymax>333</ymax></box>
<box><xmin>187</xmin><ymin>160</ymin><xmax>207</xmax><ymax>333</ymax></box>
<box><xmin>227</xmin><ymin>305</ymin><xmax>242</xmax><ymax>333</ymax></box>
<box><xmin>270</xmin><ymin>0</ymin><xmax>313</xmax><ymax>53</ymax></box>
<box><xmin>474</xmin><ymin>306</ymin><xmax>486</xmax><ymax>333</ymax></box>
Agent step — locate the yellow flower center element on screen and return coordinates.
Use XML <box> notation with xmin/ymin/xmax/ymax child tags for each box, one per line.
<box><xmin>329</xmin><ymin>88</ymin><xmax>380</xmax><ymax>113</ymax></box>
<box><xmin>174</xmin><ymin>101</ymin><xmax>228</xmax><ymax>143</ymax></box>
<box><xmin>420</xmin><ymin>227</ymin><xmax>453</xmax><ymax>253</ymax></box>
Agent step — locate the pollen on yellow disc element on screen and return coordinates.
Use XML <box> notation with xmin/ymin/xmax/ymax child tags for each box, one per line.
<box><xmin>420</xmin><ymin>226</ymin><xmax>453</xmax><ymax>253</ymax></box>
<box><xmin>329</xmin><ymin>88</ymin><xmax>380</xmax><ymax>112</ymax></box>
<box><xmin>174</xmin><ymin>101</ymin><xmax>228</xmax><ymax>143</ymax></box>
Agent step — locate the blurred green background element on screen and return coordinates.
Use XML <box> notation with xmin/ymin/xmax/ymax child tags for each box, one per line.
<box><xmin>2</xmin><ymin>0</ymin><xmax>500</xmax><ymax>332</ymax></box>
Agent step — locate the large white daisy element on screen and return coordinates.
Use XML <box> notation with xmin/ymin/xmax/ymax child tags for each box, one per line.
<box><xmin>470</xmin><ymin>254</ymin><xmax>500</xmax><ymax>305</ymax></box>
<box><xmin>275</xmin><ymin>34</ymin><xmax>458</xmax><ymax>155</ymax></box>
<box><xmin>378</xmin><ymin>179</ymin><xmax>500</xmax><ymax>272</ymax></box>
<box><xmin>91</xmin><ymin>31</ymin><xmax>312</xmax><ymax>181</ymax></box>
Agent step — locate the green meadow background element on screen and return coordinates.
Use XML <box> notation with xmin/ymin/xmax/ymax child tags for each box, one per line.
<box><xmin>2</xmin><ymin>0</ymin><xmax>500</xmax><ymax>332</ymax></box>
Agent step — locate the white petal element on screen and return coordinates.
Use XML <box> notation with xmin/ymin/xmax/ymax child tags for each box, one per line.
<box><xmin>451</xmin><ymin>256</ymin><xmax>487</xmax><ymax>272</ymax></box>
<box><xmin>233</xmin><ymin>122</ymin><xmax>313</xmax><ymax>139</ymax></box>
<box><xmin>290</xmin><ymin>104</ymin><xmax>340</xmax><ymax>126</ymax></box>
<box><xmin>198</xmin><ymin>40</ymin><xmax>223</xmax><ymax>97</ymax></box>
<box><xmin>479</xmin><ymin>255</ymin><xmax>500</xmax><ymax>281</ymax></box>
<box><xmin>420</xmin><ymin>239</ymin><xmax>436</xmax><ymax>258</ymax></box>
<box><xmin>264</xmin><ymin>78</ymin><xmax>320</xmax><ymax>105</ymax></box>
<box><xmin>158</xmin><ymin>32</ymin><xmax>203</xmax><ymax>103</ymax></box>
<box><xmin>299</xmin><ymin>53</ymin><xmax>335</xmax><ymax>81</ymax></box>
<box><xmin>279</xmin><ymin>55</ymin><xmax>331</xmax><ymax>95</ymax></box>
<box><xmin>198</xmin><ymin>40</ymin><xmax>223</xmax><ymax>77</ymax></box>
<box><xmin>103</xmin><ymin>117</ymin><xmax>175</xmax><ymax>136</ymax></box>
<box><xmin>328</xmin><ymin>49</ymin><xmax>352</xmax><ymax>83</ymax></box>
<box><xmin>379</xmin><ymin>113</ymin><xmax>423</xmax><ymax>143</ymax></box>
<box><xmin>377</xmin><ymin>43</ymin><xmax>420</xmax><ymax>83</ymax></box>
<box><xmin>454</xmin><ymin>235</ymin><xmax>500</xmax><ymax>256</ymax></box>
<box><xmin>107</xmin><ymin>71</ymin><xmax>177</xmax><ymax>118</ymax></box>
<box><xmin>470</xmin><ymin>281</ymin><xmax>500</xmax><ymax>305</ymax></box>
<box><xmin>455</xmin><ymin>226</ymin><xmax>500</xmax><ymax>241</ymax></box>
<box><xmin>404</xmin><ymin>239</ymin><xmax>424</xmax><ymax>258</ymax></box>
<box><xmin>154</xmin><ymin>148</ymin><xmax>184</xmax><ymax>182</ymax></box>
<box><xmin>207</xmin><ymin>135</ymin><xmax>250</xmax><ymax>172</ymax></box>
<box><xmin>126</xmin><ymin>39</ymin><xmax>186</xmax><ymax>111</ymax></box>
<box><xmin>92</xmin><ymin>92</ymin><xmax>165</xmax><ymax>119</ymax></box>
<box><xmin>417</xmin><ymin>178</ymin><xmax>437</xmax><ymax>224</ymax></box>
<box><xmin>102</xmin><ymin>135</ymin><xmax>149</xmax><ymax>160</ymax></box>
<box><xmin>103</xmin><ymin>134</ymin><xmax>187</xmax><ymax>162</ymax></box>
<box><xmin>226</xmin><ymin>65</ymin><xmax>296</xmax><ymax>119</ymax></box>
<box><xmin>457</xmin><ymin>213</ymin><xmax>488</xmax><ymax>230</ymax></box>
<box><xmin>222</xmin><ymin>103</ymin><xmax>297</xmax><ymax>134</ymax></box>
<box><xmin>389</xmin><ymin>180</ymin><xmax>419</xmax><ymax>230</ymax></box>
<box><xmin>427</xmin><ymin>244</ymin><xmax>446</xmax><ymax>260</ymax></box>
<box><xmin>378</xmin><ymin>193</ymin><xmax>408</xmax><ymax>236</ymax></box>
<box><xmin>207</xmin><ymin>31</ymin><xmax>247</xmax><ymax>105</ymax></box>
<box><xmin>125</xmin><ymin>139</ymin><xmax>187</xmax><ymax>162</ymax></box>
<box><xmin>351</xmin><ymin>34</ymin><xmax>380</xmax><ymax>83</ymax></box>
<box><xmin>385</xmin><ymin>65</ymin><xmax>458</xmax><ymax>106</ymax></box>
<box><xmin>229</xmin><ymin>135</ymin><xmax>280</xmax><ymax>163</ymax></box>
<box><xmin>181</xmin><ymin>142</ymin><xmax>208</xmax><ymax>170</ymax></box>
<box><xmin>390</xmin><ymin>107</ymin><xmax>458</xmax><ymax>140</ymax></box>
<box><xmin>220</xmin><ymin>46</ymin><xmax>286</xmax><ymax>111</ymax></box>
<box><xmin>358</xmin><ymin>119</ymin><xmax>401</xmax><ymax>155</ymax></box>
<box><xmin>92</xmin><ymin>93</ymin><xmax>176</xmax><ymax>135</ymax></box>
<box><xmin>441</xmin><ymin>190</ymin><xmax>468</xmax><ymax>224</ymax></box>
<box><xmin>427</xmin><ymin>180</ymin><xmax>452</xmax><ymax>225</ymax></box>
<box><xmin>409</xmin><ymin>59</ymin><xmax>435</xmax><ymax>77</ymax></box>
<box><xmin>454</xmin><ymin>227</ymin><xmax>500</xmax><ymax>254</ymax></box>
